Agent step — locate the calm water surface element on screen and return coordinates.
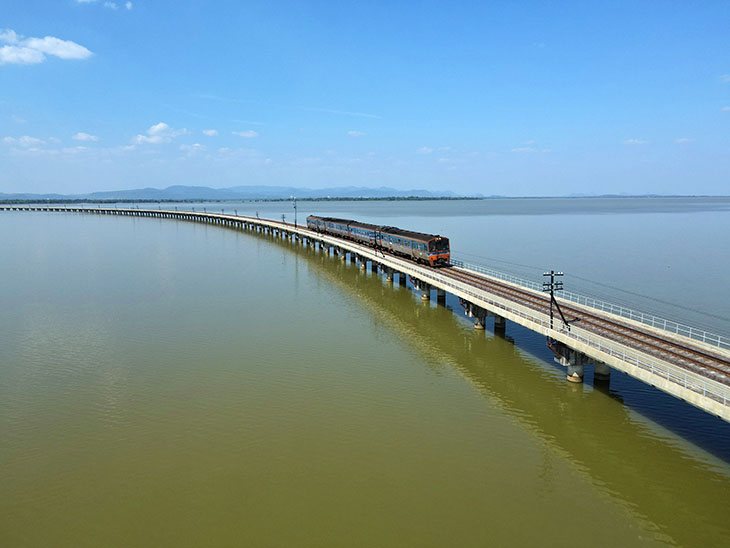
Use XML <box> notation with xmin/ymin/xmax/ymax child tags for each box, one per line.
<box><xmin>2</xmin><ymin>199</ymin><xmax>730</xmax><ymax>546</ymax></box>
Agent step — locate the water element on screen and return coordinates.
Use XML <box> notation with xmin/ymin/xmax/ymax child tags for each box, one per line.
<box><xmin>2</xmin><ymin>199</ymin><xmax>730</xmax><ymax>546</ymax></box>
<box><xmin>137</xmin><ymin>196</ymin><xmax>730</xmax><ymax>333</ymax></box>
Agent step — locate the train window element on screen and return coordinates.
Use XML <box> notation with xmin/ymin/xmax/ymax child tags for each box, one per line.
<box><xmin>429</xmin><ymin>239</ymin><xmax>449</xmax><ymax>251</ymax></box>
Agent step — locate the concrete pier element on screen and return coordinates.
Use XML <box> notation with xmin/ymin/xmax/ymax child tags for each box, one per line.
<box><xmin>494</xmin><ymin>314</ymin><xmax>506</xmax><ymax>335</ymax></box>
<box><xmin>594</xmin><ymin>362</ymin><xmax>611</xmax><ymax>382</ymax></box>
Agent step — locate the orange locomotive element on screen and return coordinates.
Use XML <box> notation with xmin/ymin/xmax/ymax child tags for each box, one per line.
<box><xmin>306</xmin><ymin>215</ymin><xmax>450</xmax><ymax>267</ymax></box>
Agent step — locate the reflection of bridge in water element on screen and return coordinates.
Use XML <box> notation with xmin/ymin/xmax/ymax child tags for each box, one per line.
<box><xmin>4</xmin><ymin>205</ymin><xmax>730</xmax><ymax>423</ymax></box>
<box><xmin>289</xmin><ymin>239</ymin><xmax>730</xmax><ymax>547</ymax></box>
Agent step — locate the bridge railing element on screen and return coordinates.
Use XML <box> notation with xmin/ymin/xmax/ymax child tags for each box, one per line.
<box><xmin>450</xmin><ymin>257</ymin><xmax>730</xmax><ymax>352</ymax></box>
<box><xmin>418</xmin><ymin>258</ymin><xmax>730</xmax><ymax>409</ymax></box>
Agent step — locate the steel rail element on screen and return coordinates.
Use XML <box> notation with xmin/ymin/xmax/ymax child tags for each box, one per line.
<box><xmin>443</xmin><ymin>267</ymin><xmax>730</xmax><ymax>383</ymax></box>
<box><xmin>451</xmin><ymin>257</ymin><xmax>730</xmax><ymax>351</ymax></box>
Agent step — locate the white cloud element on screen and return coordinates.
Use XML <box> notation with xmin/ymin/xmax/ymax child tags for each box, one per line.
<box><xmin>73</xmin><ymin>132</ymin><xmax>99</xmax><ymax>142</ymax></box>
<box><xmin>78</xmin><ymin>0</ymin><xmax>132</xmax><ymax>8</ymax></box>
<box><xmin>347</xmin><ymin>130</ymin><xmax>365</xmax><ymax>137</ymax></box>
<box><xmin>722</xmin><ymin>106</ymin><xmax>730</xmax><ymax>111</ymax></box>
<box><xmin>62</xmin><ymin>146</ymin><xmax>88</xmax><ymax>154</ymax></box>
<box><xmin>511</xmin><ymin>147</ymin><xmax>535</xmax><ymax>152</ymax></box>
<box><xmin>133</xmin><ymin>134</ymin><xmax>165</xmax><ymax>144</ymax></box>
<box><xmin>721</xmin><ymin>74</ymin><xmax>730</xmax><ymax>83</ymax></box>
<box><xmin>202</xmin><ymin>129</ymin><xmax>218</xmax><ymax>136</ymax></box>
<box><xmin>416</xmin><ymin>147</ymin><xmax>434</xmax><ymax>154</ymax></box>
<box><xmin>0</xmin><ymin>29</ymin><xmax>19</xmax><ymax>44</ymax></box>
<box><xmin>622</xmin><ymin>139</ymin><xmax>649</xmax><ymax>145</ymax></box>
<box><xmin>21</xmin><ymin>36</ymin><xmax>92</xmax><ymax>60</ymax></box>
<box><xmin>133</xmin><ymin>122</ymin><xmax>188</xmax><ymax>144</ymax></box>
<box><xmin>674</xmin><ymin>138</ymin><xmax>694</xmax><ymax>144</ymax></box>
<box><xmin>232</xmin><ymin>130</ymin><xmax>259</xmax><ymax>138</ymax></box>
<box><xmin>0</xmin><ymin>29</ymin><xmax>92</xmax><ymax>65</ymax></box>
<box><xmin>180</xmin><ymin>143</ymin><xmax>205</xmax><ymax>155</ymax></box>
<box><xmin>0</xmin><ymin>46</ymin><xmax>45</xmax><ymax>65</ymax></box>
<box><xmin>3</xmin><ymin>135</ymin><xmax>46</xmax><ymax>147</ymax></box>
<box><xmin>12</xmin><ymin>115</ymin><xmax>27</xmax><ymax>124</ymax></box>
<box><xmin>148</xmin><ymin>122</ymin><xmax>188</xmax><ymax>137</ymax></box>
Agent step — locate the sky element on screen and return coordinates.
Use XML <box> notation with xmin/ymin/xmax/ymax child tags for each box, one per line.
<box><xmin>1</xmin><ymin>0</ymin><xmax>729</xmax><ymax>196</ymax></box>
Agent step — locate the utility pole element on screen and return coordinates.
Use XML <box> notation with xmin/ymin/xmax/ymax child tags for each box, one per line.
<box><xmin>292</xmin><ymin>196</ymin><xmax>297</xmax><ymax>227</ymax></box>
<box><xmin>542</xmin><ymin>270</ymin><xmax>579</xmax><ymax>336</ymax></box>
<box><xmin>542</xmin><ymin>270</ymin><xmax>563</xmax><ymax>331</ymax></box>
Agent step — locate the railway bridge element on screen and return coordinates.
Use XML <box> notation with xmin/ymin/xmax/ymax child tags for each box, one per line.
<box><xmin>4</xmin><ymin>205</ymin><xmax>730</xmax><ymax>423</ymax></box>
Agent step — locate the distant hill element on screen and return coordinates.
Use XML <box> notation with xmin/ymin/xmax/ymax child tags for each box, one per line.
<box><xmin>0</xmin><ymin>185</ymin><xmax>464</xmax><ymax>202</ymax></box>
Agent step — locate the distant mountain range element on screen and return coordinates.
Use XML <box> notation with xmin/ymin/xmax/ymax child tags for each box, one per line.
<box><xmin>0</xmin><ymin>185</ymin><xmax>466</xmax><ymax>202</ymax></box>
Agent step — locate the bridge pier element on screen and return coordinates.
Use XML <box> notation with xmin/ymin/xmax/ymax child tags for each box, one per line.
<box><xmin>462</xmin><ymin>300</ymin><xmax>488</xmax><ymax>330</ymax></box>
<box><xmin>549</xmin><ymin>340</ymin><xmax>593</xmax><ymax>383</ymax></box>
<box><xmin>494</xmin><ymin>314</ymin><xmax>506</xmax><ymax>335</ymax></box>
<box><xmin>436</xmin><ymin>288</ymin><xmax>446</xmax><ymax>305</ymax></box>
<box><xmin>410</xmin><ymin>279</ymin><xmax>431</xmax><ymax>301</ymax></box>
<box><xmin>384</xmin><ymin>266</ymin><xmax>394</xmax><ymax>283</ymax></box>
<box><xmin>594</xmin><ymin>362</ymin><xmax>611</xmax><ymax>383</ymax></box>
<box><xmin>566</xmin><ymin>363</ymin><xmax>585</xmax><ymax>383</ymax></box>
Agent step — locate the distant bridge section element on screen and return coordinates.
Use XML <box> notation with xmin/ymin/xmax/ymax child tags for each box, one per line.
<box><xmin>4</xmin><ymin>205</ymin><xmax>730</xmax><ymax>422</ymax></box>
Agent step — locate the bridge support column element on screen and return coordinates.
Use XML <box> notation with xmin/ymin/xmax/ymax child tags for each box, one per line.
<box><xmin>340</xmin><ymin>248</ymin><xmax>346</xmax><ymax>261</ymax></box>
<box><xmin>473</xmin><ymin>308</ymin><xmax>486</xmax><ymax>329</ymax></box>
<box><xmin>370</xmin><ymin>261</ymin><xmax>378</xmax><ymax>273</ymax></box>
<box><xmin>594</xmin><ymin>362</ymin><xmax>611</xmax><ymax>383</ymax></box>
<box><xmin>436</xmin><ymin>288</ymin><xmax>446</xmax><ymax>305</ymax></box>
<box><xmin>566</xmin><ymin>364</ymin><xmax>585</xmax><ymax>383</ymax></box>
<box><xmin>384</xmin><ymin>267</ymin><xmax>394</xmax><ymax>283</ymax></box>
<box><xmin>359</xmin><ymin>256</ymin><xmax>367</xmax><ymax>270</ymax></box>
<box><xmin>420</xmin><ymin>283</ymin><xmax>431</xmax><ymax>301</ymax></box>
<box><xmin>494</xmin><ymin>315</ymin><xmax>506</xmax><ymax>334</ymax></box>
<box><xmin>397</xmin><ymin>272</ymin><xmax>405</xmax><ymax>287</ymax></box>
<box><xmin>462</xmin><ymin>300</ymin><xmax>487</xmax><ymax>329</ymax></box>
<box><xmin>549</xmin><ymin>341</ymin><xmax>590</xmax><ymax>383</ymax></box>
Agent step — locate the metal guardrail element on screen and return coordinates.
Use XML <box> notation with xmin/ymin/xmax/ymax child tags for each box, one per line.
<box><xmin>413</xmin><ymin>260</ymin><xmax>730</xmax><ymax>409</ymax></box>
<box><xmin>450</xmin><ymin>257</ymin><xmax>730</xmax><ymax>352</ymax></box>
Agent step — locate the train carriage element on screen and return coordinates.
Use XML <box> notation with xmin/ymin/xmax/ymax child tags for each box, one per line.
<box><xmin>305</xmin><ymin>215</ymin><xmax>450</xmax><ymax>266</ymax></box>
<box><xmin>306</xmin><ymin>215</ymin><xmax>327</xmax><ymax>232</ymax></box>
<box><xmin>349</xmin><ymin>221</ymin><xmax>380</xmax><ymax>246</ymax></box>
<box><xmin>324</xmin><ymin>217</ymin><xmax>353</xmax><ymax>239</ymax></box>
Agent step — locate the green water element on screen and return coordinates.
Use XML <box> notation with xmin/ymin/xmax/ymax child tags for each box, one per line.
<box><xmin>1</xmin><ymin>209</ymin><xmax>729</xmax><ymax>546</ymax></box>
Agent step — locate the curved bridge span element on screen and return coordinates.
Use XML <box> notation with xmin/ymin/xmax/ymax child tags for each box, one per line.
<box><xmin>4</xmin><ymin>205</ymin><xmax>730</xmax><ymax>422</ymax></box>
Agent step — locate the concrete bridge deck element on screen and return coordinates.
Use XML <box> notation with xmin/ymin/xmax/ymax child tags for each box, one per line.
<box><xmin>4</xmin><ymin>205</ymin><xmax>730</xmax><ymax>422</ymax></box>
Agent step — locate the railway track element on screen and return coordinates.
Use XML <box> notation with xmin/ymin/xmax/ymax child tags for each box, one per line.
<box><xmin>443</xmin><ymin>266</ymin><xmax>730</xmax><ymax>385</ymax></box>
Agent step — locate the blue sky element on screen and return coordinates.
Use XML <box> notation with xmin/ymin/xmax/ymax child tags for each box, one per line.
<box><xmin>1</xmin><ymin>0</ymin><xmax>729</xmax><ymax>195</ymax></box>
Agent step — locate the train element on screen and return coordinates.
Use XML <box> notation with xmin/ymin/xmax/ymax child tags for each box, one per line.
<box><xmin>306</xmin><ymin>215</ymin><xmax>450</xmax><ymax>266</ymax></box>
